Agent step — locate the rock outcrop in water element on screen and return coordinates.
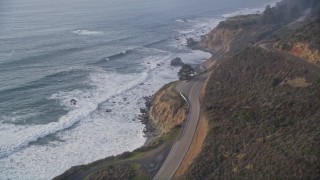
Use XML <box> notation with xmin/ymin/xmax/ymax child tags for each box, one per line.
<box><xmin>70</xmin><ymin>99</ymin><xmax>77</xmax><ymax>105</ymax></box>
<box><xmin>170</xmin><ymin>57</ymin><xmax>184</xmax><ymax>67</ymax></box>
<box><xmin>186</xmin><ymin>38</ymin><xmax>197</xmax><ymax>49</ymax></box>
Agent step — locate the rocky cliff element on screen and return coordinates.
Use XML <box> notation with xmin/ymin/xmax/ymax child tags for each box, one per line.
<box><xmin>198</xmin><ymin>15</ymin><xmax>277</xmax><ymax>60</ymax></box>
<box><xmin>149</xmin><ymin>83</ymin><xmax>187</xmax><ymax>135</ymax></box>
<box><xmin>288</xmin><ymin>42</ymin><xmax>320</xmax><ymax>63</ymax></box>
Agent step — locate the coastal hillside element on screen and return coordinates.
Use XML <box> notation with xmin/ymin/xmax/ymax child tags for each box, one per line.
<box><xmin>182</xmin><ymin>1</ymin><xmax>320</xmax><ymax>178</ymax></box>
<box><xmin>52</xmin><ymin>0</ymin><xmax>320</xmax><ymax>179</ymax></box>
<box><xmin>274</xmin><ymin>17</ymin><xmax>320</xmax><ymax>64</ymax></box>
<box><xmin>197</xmin><ymin>0</ymin><xmax>316</xmax><ymax>62</ymax></box>
<box><xmin>184</xmin><ymin>47</ymin><xmax>320</xmax><ymax>179</ymax></box>
<box><xmin>197</xmin><ymin>15</ymin><xmax>276</xmax><ymax>59</ymax></box>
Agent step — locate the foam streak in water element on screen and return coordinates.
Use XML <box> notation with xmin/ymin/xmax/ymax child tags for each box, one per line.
<box><xmin>72</xmin><ymin>30</ymin><xmax>103</xmax><ymax>36</ymax></box>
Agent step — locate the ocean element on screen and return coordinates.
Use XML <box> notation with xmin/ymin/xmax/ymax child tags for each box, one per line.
<box><xmin>0</xmin><ymin>0</ymin><xmax>279</xmax><ymax>179</ymax></box>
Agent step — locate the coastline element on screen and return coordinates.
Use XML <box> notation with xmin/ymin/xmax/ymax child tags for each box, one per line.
<box><xmin>141</xmin><ymin>47</ymin><xmax>214</xmax><ymax>147</ymax></box>
<box><xmin>54</xmin><ymin>16</ymin><xmax>230</xmax><ymax>180</ymax></box>
<box><xmin>2</xmin><ymin>0</ymin><xmax>317</xmax><ymax>178</ymax></box>
<box><xmin>54</xmin><ymin>80</ymin><xmax>189</xmax><ymax>179</ymax></box>
<box><xmin>53</xmin><ymin>1</ymin><xmax>284</xmax><ymax>178</ymax></box>
<box><xmin>54</xmin><ymin>43</ymin><xmax>212</xmax><ymax>180</ymax></box>
<box><xmin>53</xmin><ymin>0</ymin><xmax>320</xmax><ymax>177</ymax></box>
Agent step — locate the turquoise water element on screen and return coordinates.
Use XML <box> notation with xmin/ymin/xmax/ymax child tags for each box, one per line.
<box><xmin>0</xmin><ymin>0</ymin><xmax>279</xmax><ymax>179</ymax></box>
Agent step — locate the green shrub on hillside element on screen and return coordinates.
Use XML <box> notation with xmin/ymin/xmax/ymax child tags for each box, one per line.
<box><xmin>84</xmin><ymin>164</ymin><xmax>136</xmax><ymax>180</ymax></box>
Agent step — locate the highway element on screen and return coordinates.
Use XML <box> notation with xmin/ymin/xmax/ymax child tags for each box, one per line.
<box><xmin>153</xmin><ymin>72</ymin><xmax>209</xmax><ymax>180</ymax></box>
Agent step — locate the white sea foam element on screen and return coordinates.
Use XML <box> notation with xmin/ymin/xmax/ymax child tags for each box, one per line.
<box><xmin>222</xmin><ymin>8</ymin><xmax>262</xmax><ymax>18</ymax></box>
<box><xmin>176</xmin><ymin>50</ymin><xmax>211</xmax><ymax>65</ymax></box>
<box><xmin>175</xmin><ymin>19</ymin><xmax>190</xmax><ymax>23</ymax></box>
<box><xmin>0</xmin><ymin>50</ymin><xmax>194</xmax><ymax>179</ymax></box>
<box><xmin>175</xmin><ymin>29</ymin><xmax>196</xmax><ymax>34</ymax></box>
<box><xmin>172</xmin><ymin>18</ymin><xmax>221</xmax><ymax>48</ymax></box>
<box><xmin>0</xmin><ymin>111</ymin><xmax>42</xmax><ymax>124</ymax></box>
<box><xmin>71</xmin><ymin>29</ymin><xmax>104</xmax><ymax>36</ymax></box>
<box><xmin>105</xmin><ymin>46</ymin><xmax>168</xmax><ymax>61</ymax></box>
<box><xmin>0</xmin><ymin>69</ymin><xmax>146</xmax><ymax>154</ymax></box>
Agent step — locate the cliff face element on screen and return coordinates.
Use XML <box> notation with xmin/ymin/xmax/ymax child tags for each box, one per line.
<box><xmin>275</xmin><ymin>41</ymin><xmax>320</xmax><ymax>64</ymax></box>
<box><xmin>198</xmin><ymin>15</ymin><xmax>276</xmax><ymax>59</ymax></box>
<box><xmin>274</xmin><ymin>17</ymin><xmax>320</xmax><ymax>64</ymax></box>
<box><xmin>149</xmin><ymin>83</ymin><xmax>187</xmax><ymax>135</ymax></box>
<box><xmin>289</xmin><ymin>42</ymin><xmax>320</xmax><ymax>63</ymax></box>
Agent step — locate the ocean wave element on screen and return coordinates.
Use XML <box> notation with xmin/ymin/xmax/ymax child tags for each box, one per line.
<box><xmin>0</xmin><ymin>51</ymin><xmax>173</xmax><ymax>159</ymax></box>
<box><xmin>175</xmin><ymin>19</ymin><xmax>190</xmax><ymax>23</ymax></box>
<box><xmin>0</xmin><ymin>69</ymin><xmax>148</xmax><ymax>159</ymax></box>
<box><xmin>71</xmin><ymin>30</ymin><xmax>104</xmax><ymax>36</ymax></box>
<box><xmin>171</xmin><ymin>18</ymin><xmax>221</xmax><ymax>49</ymax></box>
<box><xmin>0</xmin><ymin>34</ymin><xmax>216</xmax><ymax>178</ymax></box>
<box><xmin>144</xmin><ymin>39</ymin><xmax>168</xmax><ymax>48</ymax></box>
<box><xmin>97</xmin><ymin>46</ymin><xmax>168</xmax><ymax>64</ymax></box>
<box><xmin>175</xmin><ymin>29</ymin><xmax>196</xmax><ymax>34</ymax></box>
<box><xmin>222</xmin><ymin>7</ymin><xmax>263</xmax><ymax>18</ymax></box>
<box><xmin>104</xmin><ymin>48</ymin><xmax>134</xmax><ymax>60</ymax></box>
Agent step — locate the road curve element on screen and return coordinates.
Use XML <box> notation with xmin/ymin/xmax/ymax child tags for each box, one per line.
<box><xmin>153</xmin><ymin>72</ymin><xmax>209</xmax><ymax>180</ymax></box>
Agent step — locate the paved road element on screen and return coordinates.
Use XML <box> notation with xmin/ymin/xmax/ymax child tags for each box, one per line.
<box><xmin>153</xmin><ymin>72</ymin><xmax>209</xmax><ymax>180</ymax></box>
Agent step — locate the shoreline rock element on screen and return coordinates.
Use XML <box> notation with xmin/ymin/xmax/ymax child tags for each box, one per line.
<box><xmin>138</xmin><ymin>95</ymin><xmax>159</xmax><ymax>139</ymax></box>
<box><xmin>70</xmin><ymin>99</ymin><xmax>77</xmax><ymax>105</ymax></box>
<box><xmin>170</xmin><ymin>57</ymin><xmax>184</xmax><ymax>67</ymax></box>
<box><xmin>186</xmin><ymin>37</ymin><xmax>197</xmax><ymax>49</ymax></box>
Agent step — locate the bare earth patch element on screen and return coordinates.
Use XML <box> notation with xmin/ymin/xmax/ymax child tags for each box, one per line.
<box><xmin>174</xmin><ymin>113</ymin><xmax>208</xmax><ymax>179</ymax></box>
<box><xmin>284</xmin><ymin>77</ymin><xmax>311</xmax><ymax>88</ymax></box>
